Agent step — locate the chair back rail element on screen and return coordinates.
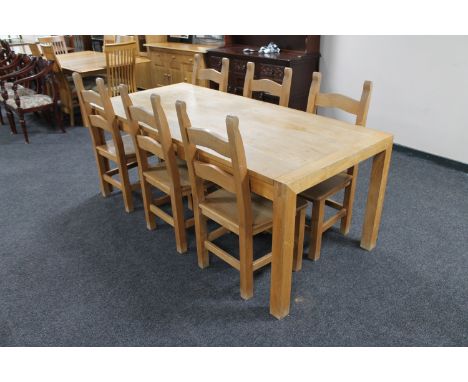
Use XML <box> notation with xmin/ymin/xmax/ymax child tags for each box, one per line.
<box><xmin>176</xmin><ymin>100</ymin><xmax>253</xmax><ymax>229</ymax></box>
<box><xmin>243</xmin><ymin>61</ymin><xmax>292</xmax><ymax>107</ymax></box>
<box><xmin>192</xmin><ymin>54</ymin><xmax>229</xmax><ymax>92</ymax></box>
<box><xmin>38</xmin><ymin>36</ymin><xmax>68</xmax><ymax>55</ymax></box>
<box><xmin>306</xmin><ymin>72</ymin><xmax>373</xmax><ymax>126</ymax></box>
<box><xmin>120</xmin><ymin>85</ymin><xmax>180</xmax><ymax>187</ymax></box>
<box><xmin>104</xmin><ymin>42</ymin><xmax>137</xmax><ymax>97</ymax></box>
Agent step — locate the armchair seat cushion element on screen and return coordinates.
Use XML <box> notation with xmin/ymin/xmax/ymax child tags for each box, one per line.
<box><xmin>4</xmin><ymin>82</ymin><xmax>36</xmax><ymax>97</ymax></box>
<box><xmin>6</xmin><ymin>94</ymin><xmax>53</xmax><ymax>110</ymax></box>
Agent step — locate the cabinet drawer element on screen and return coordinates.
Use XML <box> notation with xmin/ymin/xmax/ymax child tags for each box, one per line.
<box><xmin>257</xmin><ymin>63</ymin><xmax>285</xmax><ymax>82</ymax></box>
<box><xmin>167</xmin><ymin>53</ymin><xmax>194</xmax><ymax>69</ymax></box>
<box><xmin>150</xmin><ymin>51</ymin><xmax>165</xmax><ymax>67</ymax></box>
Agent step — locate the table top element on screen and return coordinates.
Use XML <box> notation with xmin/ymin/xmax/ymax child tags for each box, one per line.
<box><xmin>111</xmin><ymin>83</ymin><xmax>393</xmax><ymax>193</ymax></box>
<box><xmin>57</xmin><ymin>51</ymin><xmax>150</xmax><ymax>74</ymax></box>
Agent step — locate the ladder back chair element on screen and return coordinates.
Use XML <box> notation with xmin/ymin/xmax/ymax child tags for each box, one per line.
<box><xmin>120</xmin><ymin>86</ymin><xmax>194</xmax><ymax>253</ymax></box>
<box><xmin>103</xmin><ymin>41</ymin><xmax>137</xmax><ymax>97</ymax></box>
<box><xmin>72</xmin><ymin>73</ymin><xmax>138</xmax><ymax>212</ymax></box>
<box><xmin>298</xmin><ymin>71</ymin><xmax>373</xmax><ymax>265</ymax></box>
<box><xmin>41</xmin><ymin>44</ymin><xmax>77</xmax><ymax>126</ymax></box>
<box><xmin>38</xmin><ymin>36</ymin><xmax>68</xmax><ymax>55</ymax></box>
<box><xmin>28</xmin><ymin>43</ymin><xmax>41</xmax><ymax>57</ymax></box>
<box><xmin>242</xmin><ymin>61</ymin><xmax>292</xmax><ymax>107</ymax></box>
<box><xmin>192</xmin><ymin>53</ymin><xmax>229</xmax><ymax>92</ymax></box>
<box><xmin>176</xmin><ymin>100</ymin><xmax>307</xmax><ymax>299</ymax></box>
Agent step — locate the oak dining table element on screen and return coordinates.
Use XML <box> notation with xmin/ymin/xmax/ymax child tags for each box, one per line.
<box><xmin>110</xmin><ymin>82</ymin><xmax>394</xmax><ymax>319</ymax></box>
<box><xmin>56</xmin><ymin>50</ymin><xmax>150</xmax><ymax>75</ymax></box>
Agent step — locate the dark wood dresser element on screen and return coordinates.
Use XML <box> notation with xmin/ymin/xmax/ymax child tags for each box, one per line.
<box><xmin>205</xmin><ymin>35</ymin><xmax>320</xmax><ymax>111</ymax></box>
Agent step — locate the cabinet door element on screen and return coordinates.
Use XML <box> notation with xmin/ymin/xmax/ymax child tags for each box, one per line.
<box><xmin>152</xmin><ymin>66</ymin><xmax>169</xmax><ymax>87</ymax></box>
<box><xmin>181</xmin><ymin>62</ymin><xmax>194</xmax><ymax>83</ymax></box>
<box><xmin>168</xmin><ymin>68</ymin><xmax>183</xmax><ymax>84</ymax></box>
<box><xmin>136</xmin><ymin>61</ymin><xmax>152</xmax><ymax>89</ymax></box>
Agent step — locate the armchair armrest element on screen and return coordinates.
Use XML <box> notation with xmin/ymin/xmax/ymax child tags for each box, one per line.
<box><xmin>0</xmin><ymin>61</ymin><xmax>36</xmax><ymax>83</ymax></box>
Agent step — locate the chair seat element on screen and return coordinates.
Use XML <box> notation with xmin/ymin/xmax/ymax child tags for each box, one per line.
<box><xmin>143</xmin><ymin>162</ymin><xmax>191</xmax><ymax>195</ymax></box>
<box><xmin>4</xmin><ymin>82</ymin><xmax>36</xmax><ymax>96</ymax></box>
<box><xmin>96</xmin><ymin>134</ymin><xmax>136</xmax><ymax>158</ymax></box>
<box><xmin>200</xmin><ymin>189</ymin><xmax>308</xmax><ymax>235</ymax></box>
<box><xmin>300</xmin><ymin>172</ymin><xmax>352</xmax><ymax>201</ymax></box>
<box><xmin>6</xmin><ymin>94</ymin><xmax>53</xmax><ymax>110</ymax></box>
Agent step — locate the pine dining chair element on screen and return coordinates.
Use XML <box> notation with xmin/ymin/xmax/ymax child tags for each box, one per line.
<box><xmin>28</xmin><ymin>43</ymin><xmax>41</xmax><ymax>57</ymax></box>
<box><xmin>41</xmin><ymin>44</ymin><xmax>77</xmax><ymax>126</ymax></box>
<box><xmin>298</xmin><ymin>71</ymin><xmax>373</xmax><ymax>264</ymax></box>
<box><xmin>38</xmin><ymin>36</ymin><xmax>68</xmax><ymax>55</ymax></box>
<box><xmin>192</xmin><ymin>53</ymin><xmax>229</xmax><ymax>92</ymax></box>
<box><xmin>176</xmin><ymin>100</ymin><xmax>307</xmax><ymax>299</ymax></box>
<box><xmin>103</xmin><ymin>41</ymin><xmax>137</xmax><ymax>97</ymax></box>
<box><xmin>242</xmin><ymin>61</ymin><xmax>292</xmax><ymax>107</ymax></box>
<box><xmin>72</xmin><ymin>73</ymin><xmax>138</xmax><ymax>212</ymax></box>
<box><xmin>120</xmin><ymin>85</ymin><xmax>194</xmax><ymax>254</ymax></box>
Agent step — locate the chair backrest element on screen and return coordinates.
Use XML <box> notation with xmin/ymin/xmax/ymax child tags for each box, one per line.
<box><xmin>120</xmin><ymin>85</ymin><xmax>181</xmax><ymax>189</ymax></box>
<box><xmin>116</xmin><ymin>35</ymin><xmax>135</xmax><ymax>43</ymax></box>
<box><xmin>0</xmin><ymin>39</ymin><xmax>12</xmax><ymax>55</ymax></box>
<box><xmin>41</xmin><ymin>43</ymin><xmax>72</xmax><ymax>102</ymax></box>
<box><xmin>176</xmin><ymin>100</ymin><xmax>253</xmax><ymax>229</ymax></box>
<box><xmin>103</xmin><ymin>41</ymin><xmax>137</xmax><ymax>97</ymax></box>
<box><xmin>104</xmin><ymin>35</ymin><xmax>116</xmax><ymax>45</ymax></box>
<box><xmin>27</xmin><ymin>58</ymin><xmax>58</xmax><ymax>98</ymax></box>
<box><xmin>192</xmin><ymin>54</ymin><xmax>229</xmax><ymax>92</ymax></box>
<box><xmin>28</xmin><ymin>43</ymin><xmax>41</xmax><ymax>57</ymax></box>
<box><xmin>40</xmin><ymin>44</ymin><xmax>57</xmax><ymax>68</ymax></box>
<box><xmin>38</xmin><ymin>36</ymin><xmax>68</xmax><ymax>55</ymax></box>
<box><xmin>242</xmin><ymin>61</ymin><xmax>292</xmax><ymax>107</ymax></box>
<box><xmin>72</xmin><ymin>73</ymin><xmax>123</xmax><ymax>155</ymax></box>
<box><xmin>306</xmin><ymin>72</ymin><xmax>373</xmax><ymax>127</ymax></box>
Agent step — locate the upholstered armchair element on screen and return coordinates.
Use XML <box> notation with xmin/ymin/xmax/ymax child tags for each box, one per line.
<box><xmin>3</xmin><ymin>57</ymin><xmax>64</xmax><ymax>143</ymax></box>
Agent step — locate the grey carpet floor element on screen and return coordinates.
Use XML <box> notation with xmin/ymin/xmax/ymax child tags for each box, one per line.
<box><xmin>1</xmin><ymin>113</ymin><xmax>467</xmax><ymax>346</ymax></box>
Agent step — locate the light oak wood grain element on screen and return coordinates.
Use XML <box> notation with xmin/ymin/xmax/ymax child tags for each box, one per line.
<box><xmin>299</xmin><ymin>72</ymin><xmax>374</xmax><ymax>263</ymax></box>
<box><xmin>192</xmin><ymin>53</ymin><xmax>229</xmax><ymax>92</ymax></box>
<box><xmin>120</xmin><ymin>85</ymin><xmax>193</xmax><ymax>253</ymax></box>
<box><xmin>243</xmin><ymin>61</ymin><xmax>292</xmax><ymax>107</ymax></box>
<box><xmin>56</xmin><ymin>51</ymin><xmax>150</xmax><ymax>75</ymax></box>
<box><xmin>110</xmin><ymin>83</ymin><xmax>393</xmax><ymax>319</ymax></box>
<box><xmin>73</xmin><ymin>73</ymin><xmax>137</xmax><ymax>212</ymax></box>
<box><xmin>176</xmin><ymin>100</ymin><xmax>306</xmax><ymax>299</ymax></box>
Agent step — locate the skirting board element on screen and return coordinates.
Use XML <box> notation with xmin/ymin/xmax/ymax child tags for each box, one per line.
<box><xmin>393</xmin><ymin>144</ymin><xmax>468</xmax><ymax>174</ymax></box>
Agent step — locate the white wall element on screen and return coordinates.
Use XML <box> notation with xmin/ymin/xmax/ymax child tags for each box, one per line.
<box><xmin>319</xmin><ymin>36</ymin><xmax>468</xmax><ymax>164</ymax></box>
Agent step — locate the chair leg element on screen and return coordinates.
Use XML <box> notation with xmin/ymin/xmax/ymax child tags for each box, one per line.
<box><xmin>194</xmin><ymin>207</ymin><xmax>209</xmax><ymax>269</ymax></box>
<box><xmin>118</xmin><ymin>162</ymin><xmax>134</xmax><ymax>213</ymax></box>
<box><xmin>6</xmin><ymin>109</ymin><xmax>17</xmax><ymax>134</ymax></box>
<box><xmin>308</xmin><ymin>199</ymin><xmax>325</xmax><ymax>261</ymax></box>
<box><xmin>55</xmin><ymin>105</ymin><xmax>65</xmax><ymax>133</ymax></box>
<box><xmin>293</xmin><ymin>205</ymin><xmax>306</xmax><ymax>272</ymax></box>
<box><xmin>187</xmin><ymin>194</ymin><xmax>193</xmax><ymax>210</ymax></box>
<box><xmin>170</xmin><ymin>191</ymin><xmax>188</xmax><ymax>254</ymax></box>
<box><xmin>239</xmin><ymin>231</ymin><xmax>254</xmax><ymax>300</ymax></box>
<box><xmin>95</xmin><ymin>154</ymin><xmax>112</xmax><ymax>197</ymax></box>
<box><xmin>340</xmin><ymin>165</ymin><xmax>359</xmax><ymax>235</ymax></box>
<box><xmin>141</xmin><ymin>178</ymin><xmax>156</xmax><ymax>230</ymax></box>
<box><xmin>70</xmin><ymin>107</ymin><xmax>75</xmax><ymax>127</ymax></box>
<box><xmin>19</xmin><ymin>113</ymin><xmax>29</xmax><ymax>144</ymax></box>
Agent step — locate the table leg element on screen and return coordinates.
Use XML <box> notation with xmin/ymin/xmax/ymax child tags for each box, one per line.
<box><xmin>270</xmin><ymin>182</ymin><xmax>297</xmax><ymax>319</ymax></box>
<box><xmin>361</xmin><ymin>145</ymin><xmax>393</xmax><ymax>250</ymax></box>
